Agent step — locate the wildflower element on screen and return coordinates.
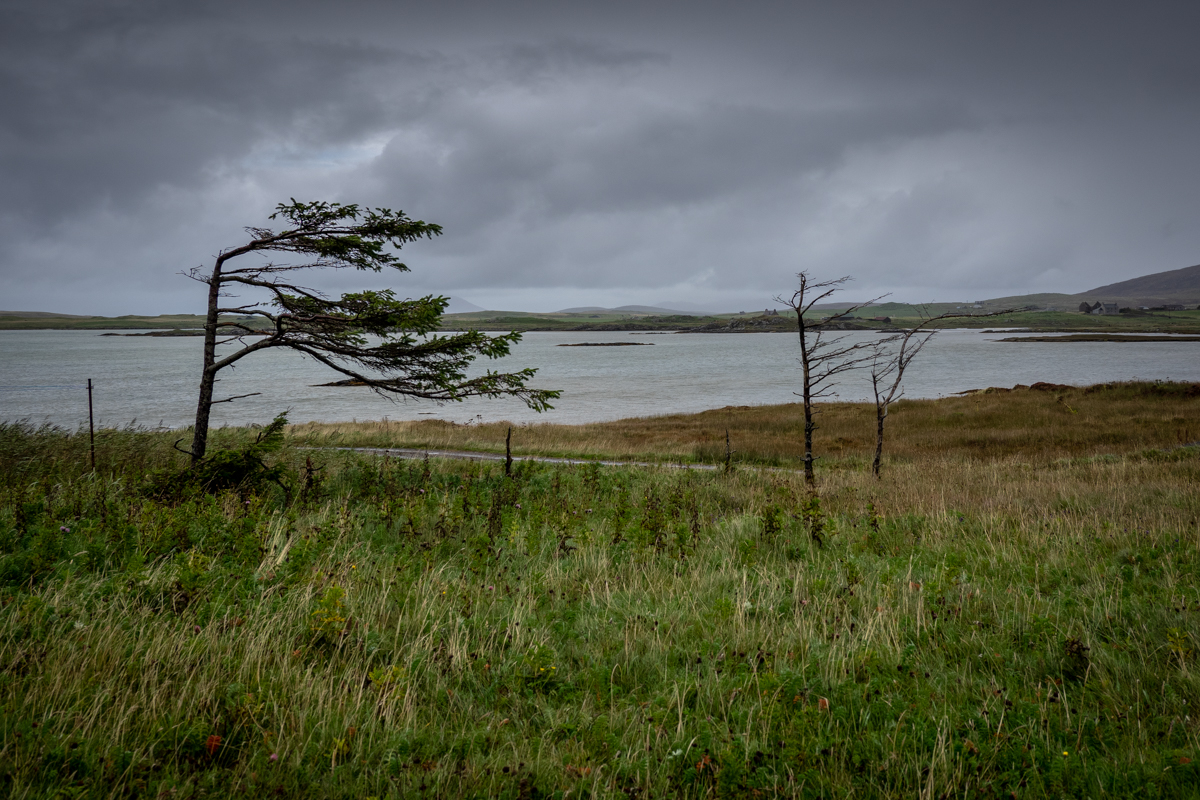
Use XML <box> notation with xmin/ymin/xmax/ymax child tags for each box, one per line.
<box><xmin>514</xmin><ymin>503</ymin><xmax>522</xmax><ymax>509</ymax></box>
<box><xmin>269</xmin><ymin>753</ymin><xmax>278</xmax><ymax>762</ymax></box>
<box><xmin>59</xmin><ymin>526</ymin><xmax>70</xmax><ymax>533</ymax></box>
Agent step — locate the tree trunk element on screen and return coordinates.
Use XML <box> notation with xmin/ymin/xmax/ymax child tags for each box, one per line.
<box><xmin>872</xmin><ymin>407</ymin><xmax>886</xmax><ymax>478</ymax></box>
<box><xmin>796</xmin><ymin>308</ymin><xmax>815</xmax><ymax>486</ymax></box>
<box><xmin>189</xmin><ymin>256</ymin><xmax>225</xmax><ymax>462</ymax></box>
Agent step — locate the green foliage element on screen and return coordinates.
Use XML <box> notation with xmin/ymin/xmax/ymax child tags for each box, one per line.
<box><xmin>801</xmin><ymin>492</ymin><xmax>825</xmax><ymax>547</ymax></box>
<box><xmin>760</xmin><ymin>502</ymin><xmax>785</xmax><ymax>539</ymax></box>
<box><xmin>515</xmin><ymin>644</ymin><xmax>561</xmax><ymax>694</ymax></box>
<box><xmin>183</xmin><ymin>413</ymin><xmax>292</xmax><ymax>495</ymax></box>
<box><xmin>310</xmin><ymin>584</ymin><xmax>349</xmax><ymax>642</ymax></box>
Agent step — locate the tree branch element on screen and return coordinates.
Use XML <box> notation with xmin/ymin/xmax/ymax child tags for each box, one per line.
<box><xmin>211</xmin><ymin>392</ymin><xmax>263</xmax><ymax>405</ymax></box>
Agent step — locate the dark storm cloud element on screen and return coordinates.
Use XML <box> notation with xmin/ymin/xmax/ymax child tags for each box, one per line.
<box><xmin>0</xmin><ymin>1</ymin><xmax>422</xmax><ymax>224</ymax></box>
<box><xmin>1</xmin><ymin>0</ymin><xmax>1198</xmax><ymax>314</ymax></box>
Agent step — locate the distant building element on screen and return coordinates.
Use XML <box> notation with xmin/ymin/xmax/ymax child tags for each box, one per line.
<box><xmin>1078</xmin><ymin>302</ymin><xmax>1095</xmax><ymax>313</ymax></box>
<box><xmin>1090</xmin><ymin>302</ymin><xmax>1120</xmax><ymax>315</ymax></box>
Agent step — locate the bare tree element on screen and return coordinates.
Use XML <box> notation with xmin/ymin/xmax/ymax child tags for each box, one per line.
<box><xmin>869</xmin><ymin>307</ymin><xmax>1021</xmax><ymax>477</ymax></box>
<box><xmin>777</xmin><ymin>273</ymin><xmax>887</xmax><ymax>486</ymax></box>
<box><xmin>184</xmin><ymin>199</ymin><xmax>558</xmax><ymax>462</ymax></box>
<box><xmin>868</xmin><ymin>323</ymin><xmax>935</xmax><ymax>479</ymax></box>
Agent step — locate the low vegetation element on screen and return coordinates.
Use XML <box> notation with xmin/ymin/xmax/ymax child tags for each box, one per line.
<box><xmin>2</xmin><ymin>383</ymin><xmax>1199</xmax><ymax>797</ymax></box>
<box><xmin>295</xmin><ymin>380</ymin><xmax>1200</xmax><ymax>467</ymax></box>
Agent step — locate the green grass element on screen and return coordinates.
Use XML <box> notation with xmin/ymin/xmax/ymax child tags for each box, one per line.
<box><xmin>2</xmin><ymin>402</ymin><xmax>1200</xmax><ymax>798</ymax></box>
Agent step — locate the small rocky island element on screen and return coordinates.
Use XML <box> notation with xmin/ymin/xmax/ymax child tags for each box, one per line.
<box><xmin>556</xmin><ymin>341</ymin><xmax>655</xmax><ymax>347</ymax></box>
<box><xmin>999</xmin><ymin>334</ymin><xmax>1200</xmax><ymax>343</ymax></box>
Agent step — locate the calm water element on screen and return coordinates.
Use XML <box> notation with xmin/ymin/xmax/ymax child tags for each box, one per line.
<box><xmin>2</xmin><ymin>329</ymin><xmax>1198</xmax><ymax>429</ymax></box>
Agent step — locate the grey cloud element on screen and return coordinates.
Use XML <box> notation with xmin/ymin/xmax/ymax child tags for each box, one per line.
<box><xmin>486</xmin><ymin>39</ymin><xmax>670</xmax><ymax>84</ymax></box>
<box><xmin>2</xmin><ymin>1</ymin><xmax>1199</xmax><ymax>315</ymax></box>
<box><xmin>0</xmin><ymin>3</ymin><xmax>430</xmax><ymax>227</ymax></box>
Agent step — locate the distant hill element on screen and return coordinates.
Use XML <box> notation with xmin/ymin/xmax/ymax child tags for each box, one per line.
<box><xmin>556</xmin><ymin>305</ymin><xmax>712</xmax><ymax>316</ymax></box>
<box><xmin>613</xmin><ymin>305</ymin><xmax>712</xmax><ymax>316</ymax></box>
<box><xmin>1073</xmin><ymin>263</ymin><xmax>1200</xmax><ymax>305</ymax></box>
<box><xmin>0</xmin><ymin>310</ymin><xmax>91</xmax><ymax>318</ymax></box>
<box><xmin>976</xmin><ymin>263</ymin><xmax>1200</xmax><ymax>310</ymax></box>
<box><xmin>652</xmin><ymin>301</ymin><xmax>722</xmax><ymax>315</ymax></box>
<box><xmin>442</xmin><ymin>296</ymin><xmax>485</xmax><ymax>314</ymax></box>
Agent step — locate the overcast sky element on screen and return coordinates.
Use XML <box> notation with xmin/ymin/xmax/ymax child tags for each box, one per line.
<box><xmin>2</xmin><ymin>0</ymin><xmax>1198</xmax><ymax>315</ymax></box>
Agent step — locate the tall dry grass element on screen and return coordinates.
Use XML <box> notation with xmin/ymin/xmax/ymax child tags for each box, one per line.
<box><xmin>291</xmin><ymin>381</ymin><xmax>1200</xmax><ymax>467</ymax></box>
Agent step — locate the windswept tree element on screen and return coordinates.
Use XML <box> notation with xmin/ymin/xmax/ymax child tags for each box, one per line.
<box><xmin>184</xmin><ymin>199</ymin><xmax>559</xmax><ymax>462</ymax></box>
<box><xmin>777</xmin><ymin>273</ymin><xmax>886</xmax><ymax>486</ymax></box>
<box><xmin>868</xmin><ymin>322</ymin><xmax>935</xmax><ymax>479</ymax></box>
<box><xmin>869</xmin><ymin>306</ymin><xmax>1020</xmax><ymax>477</ymax></box>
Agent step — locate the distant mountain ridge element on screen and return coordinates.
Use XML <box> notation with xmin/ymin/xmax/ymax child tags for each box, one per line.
<box><xmin>1074</xmin><ymin>263</ymin><xmax>1200</xmax><ymax>303</ymax></box>
<box><xmin>970</xmin><ymin>263</ymin><xmax>1200</xmax><ymax>310</ymax></box>
<box><xmin>443</xmin><ymin>296</ymin><xmax>485</xmax><ymax>314</ymax></box>
<box><xmin>0</xmin><ymin>310</ymin><xmax>91</xmax><ymax>318</ymax></box>
<box><xmin>6</xmin><ymin>264</ymin><xmax>1197</xmax><ymax>323</ymax></box>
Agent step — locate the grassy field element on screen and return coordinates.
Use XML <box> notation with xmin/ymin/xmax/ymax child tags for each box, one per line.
<box><xmin>2</xmin><ymin>384</ymin><xmax>1199</xmax><ymax>798</ymax></box>
<box><xmin>293</xmin><ymin>381</ymin><xmax>1200</xmax><ymax>467</ymax></box>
